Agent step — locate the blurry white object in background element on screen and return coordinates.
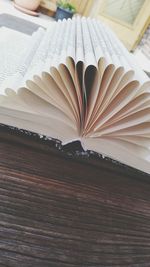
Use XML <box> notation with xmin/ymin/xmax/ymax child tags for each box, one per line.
<box><xmin>14</xmin><ymin>0</ymin><xmax>41</xmax><ymax>11</ymax></box>
<box><xmin>96</xmin><ymin>0</ymin><xmax>150</xmax><ymax>51</ymax></box>
<box><xmin>0</xmin><ymin>0</ymin><xmax>54</xmax><ymax>28</ymax></box>
<box><xmin>14</xmin><ymin>0</ymin><xmax>41</xmax><ymax>17</ymax></box>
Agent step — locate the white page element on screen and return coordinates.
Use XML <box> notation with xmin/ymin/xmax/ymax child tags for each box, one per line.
<box><xmin>75</xmin><ymin>16</ymin><xmax>84</xmax><ymax>64</ymax></box>
<box><xmin>49</xmin><ymin>20</ymin><xmax>67</xmax><ymax>67</ymax></box>
<box><xmin>67</xmin><ymin>18</ymin><xmax>76</xmax><ymax>61</ymax></box>
<box><xmin>93</xmin><ymin>108</ymin><xmax>150</xmax><ymax>136</ymax></box>
<box><xmin>0</xmin><ymin>27</ymin><xmax>45</xmax><ymax>95</ymax></box>
<box><xmin>0</xmin><ymin>107</ymin><xmax>78</xmax><ymax>143</ymax></box>
<box><xmin>104</xmin><ymin>23</ymin><xmax>150</xmax><ymax>83</ymax></box>
<box><xmin>91</xmin><ymin>81</ymin><xmax>140</xmax><ymax>131</ymax></box>
<box><xmin>99</xmin><ymin>123</ymin><xmax>150</xmax><ymax>137</ymax></box>
<box><xmin>0</xmin><ymin>27</ymin><xmax>30</xmax><ymax>94</ymax></box>
<box><xmin>91</xmin><ymin>19</ymin><xmax>112</xmax><ymax>66</ymax></box>
<box><xmin>81</xmin><ymin>17</ymin><xmax>97</xmax><ymax>68</ymax></box>
<box><xmin>82</xmin><ymin>137</ymin><xmax>150</xmax><ymax>174</ymax></box>
<box><xmin>96</xmin><ymin>93</ymin><xmax>150</xmax><ymax>129</ymax></box>
<box><xmin>99</xmin><ymin>22</ymin><xmax>132</xmax><ymax>71</ymax></box>
<box><xmin>86</xmin><ymin>19</ymin><xmax>104</xmax><ymax>63</ymax></box>
<box><xmin>117</xmin><ymin>136</ymin><xmax>150</xmax><ymax>149</ymax></box>
<box><xmin>0</xmin><ymin>89</ymin><xmax>75</xmax><ymax>128</ymax></box>
<box><xmin>58</xmin><ymin>19</ymin><xmax>73</xmax><ymax>65</ymax></box>
<box><xmin>22</xmin><ymin>23</ymin><xmax>55</xmax><ymax>83</ymax></box>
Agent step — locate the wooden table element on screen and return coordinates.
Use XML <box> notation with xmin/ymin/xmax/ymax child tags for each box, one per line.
<box><xmin>0</xmin><ymin>125</ymin><xmax>150</xmax><ymax>267</ymax></box>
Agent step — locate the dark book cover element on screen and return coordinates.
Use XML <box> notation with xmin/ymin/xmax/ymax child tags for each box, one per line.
<box><xmin>0</xmin><ymin>123</ymin><xmax>149</xmax><ymax>180</ymax></box>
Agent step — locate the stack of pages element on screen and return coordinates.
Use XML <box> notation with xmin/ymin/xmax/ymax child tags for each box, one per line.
<box><xmin>0</xmin><ymin>17</ymin><xmax>150</xmax><ymax>174</ymax></box>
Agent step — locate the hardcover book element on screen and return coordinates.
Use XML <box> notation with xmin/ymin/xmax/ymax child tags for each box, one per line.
<box><xmin>0</xmin><ymin>17</ymin><xmax>150</xmax><ymax>174</ymax></box>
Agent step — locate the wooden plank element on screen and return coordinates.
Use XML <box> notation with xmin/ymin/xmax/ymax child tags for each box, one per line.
<box><xmin>0</xmin><ymin>126</ymin><xmax>150</xmax><ymax>266</ymax></box>
<box><xmin>39</xmin><ymin>0</ymin><xmax>56</xmax><ymax>17</ymax></box>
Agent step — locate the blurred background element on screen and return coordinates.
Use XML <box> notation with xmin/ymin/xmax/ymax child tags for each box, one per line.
<box><xmin>0</xmin><ymin>0</ymin><xmax>150</xmax><ymax>74</ymax></box>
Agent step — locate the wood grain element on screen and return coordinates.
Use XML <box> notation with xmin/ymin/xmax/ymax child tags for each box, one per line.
<box><xmin>0</xmin><ymin>126</ymin><xmax>150</xmax><ymax>267</ymax></box>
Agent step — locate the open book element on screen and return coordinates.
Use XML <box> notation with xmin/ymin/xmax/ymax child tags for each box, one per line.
<box><xmin>0</xmin><ymin>17</ymin><xmax>150</xmax><ymax>174</ymax></box>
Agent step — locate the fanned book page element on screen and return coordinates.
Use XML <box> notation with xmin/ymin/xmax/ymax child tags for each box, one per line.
<box><xmin>0</xmin><ymin>17</ymin><xmax>150</xmax><ymax>174</ymax></box>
